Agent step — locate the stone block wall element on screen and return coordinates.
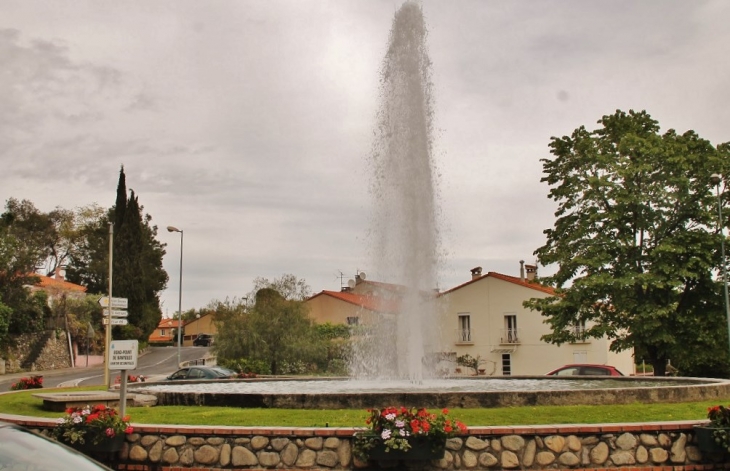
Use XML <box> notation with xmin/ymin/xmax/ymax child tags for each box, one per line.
<box><xmin>2</xmin><ymin>331</ymin><xmax>72</xmax><ymax>373</ymax></box>
<box><xmin>4</xmin><ymin>415</ymin><xmax>728</xmax><ymax>470</ymax></box>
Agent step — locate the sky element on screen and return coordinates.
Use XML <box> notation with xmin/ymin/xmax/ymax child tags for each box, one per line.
<box><xmin>2</xmin><ymin>1</ymin><xmax>729</xmax><ymax>315</ymax></box>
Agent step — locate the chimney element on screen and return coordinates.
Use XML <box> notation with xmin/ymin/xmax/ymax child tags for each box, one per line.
<box><xmin>519</xmin><ymin>260</ymin><xmax>525</xmax><ymax>281</ymax></box>
<box><xmin>54</xmin><ymin>266</ymin><xmax>64</xmax><ymax>281</ymax></box>
<box><xmin>525</xmin><ymin>264</ymin><xmax>538</xmax><ymax>281</ymax></box>
<box><xmin>470</xmin><ymin>266</ymin><xmax>482</xmax><ymax>280</ymax></box>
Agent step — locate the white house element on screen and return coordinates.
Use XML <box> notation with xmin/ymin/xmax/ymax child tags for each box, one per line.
<box><xmin>438</xmin><ymin>264</ymin><xmax>634</xmax><ymax>376</ymax></box>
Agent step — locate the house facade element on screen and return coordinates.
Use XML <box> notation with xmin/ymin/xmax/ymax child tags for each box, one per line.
<box><xmin>181</xmin><ymin>313</ymin><xmax>216</xmax><ymax>346</ymax></box>
<box><xmin>148</xmin><ymin>313</ymin><xmax>218</xmax><ymax>346</ymax></box>
<box><xmin>438</xmin><ymin>265</ymin><xmax>634</xmax><ymax>376</ymax></box>
<box><xmin>148</xmin><ymin>318</ymin><xmax>182</xmax><ymax>344</ymax></box>
<box><xmin>305</xmin><ymin>265</ymin><xmax>635</xmax><ymax>376</ymax></box>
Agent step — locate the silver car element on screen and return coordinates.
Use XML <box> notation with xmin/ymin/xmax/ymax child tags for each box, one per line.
<box><xmin>0</xmin><ymin>421</ymin><xmax>113</xmax><ymax>470</ymax></box>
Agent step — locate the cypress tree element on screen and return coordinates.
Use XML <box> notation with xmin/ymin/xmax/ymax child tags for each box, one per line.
<box><xmin>114</xmin><ymin>166</ymin><xmax>126</xmax><ymax>230</ymax></box>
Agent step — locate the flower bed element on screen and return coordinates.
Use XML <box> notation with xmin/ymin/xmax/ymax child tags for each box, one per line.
<box><xmin>353</xmin><ymin>406</ymin><xmax>467</xmax><ymax>461</ymax></box>
<box><xmin>697</xmin><ymin>404</ymin><xmax>730</xmax><ymax>454</ymax></box>
<box><xmin>52</xmin><ymin>404</ymin><xmax>133</xmax><ymax>447</ymax></box>
<box><xmin>10</xmin><ymin>375</ymin><xmax>43</xmax><ymax>390</ymax></box>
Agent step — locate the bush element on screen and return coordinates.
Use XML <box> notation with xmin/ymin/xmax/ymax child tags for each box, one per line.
<box><xmin>219</xmin><ymin>358</ymin><xmax>271</xmax><ymax>375</ymax></box>
<box><xmin>326</xmin><ymin>358</ymin><xmax>348</xmax><ymax>375</ymax></box>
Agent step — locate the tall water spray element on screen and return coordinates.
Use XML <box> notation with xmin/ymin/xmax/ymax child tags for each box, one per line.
<box><xmin>352</xmin><ymin>2</ymin><xmax>442</xmax><ymax>381</ymax></box>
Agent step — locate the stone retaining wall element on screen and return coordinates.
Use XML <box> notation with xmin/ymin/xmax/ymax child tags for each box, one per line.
<box><xmin>2</xmin><ymin>331</ymin><xmax>71</xmax><ymax>373</ymax></box>
<box><xmin>3</xmin><ymin>415</ymin><xmax>728</xmax><ymax>470</ymax></box>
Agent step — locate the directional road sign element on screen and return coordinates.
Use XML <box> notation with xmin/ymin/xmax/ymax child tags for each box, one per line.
<box><xmin>109</xmin><ymin>340</ymin><xmax>138</xmax><ymax>370</ymax></box>
<box><xmin>103</xmin><ymin>318</ymin><xmax>129</xmax><ymax>326</ymax></box>
<box><xmin>109</xmin><ymin>310</ymin><xmax>128</xmax><ymax>318</ymax></box>
<box><xmin>99</xmin><ymin>296</ymin><xmax>128</xmax><ymax>309</ymax></box>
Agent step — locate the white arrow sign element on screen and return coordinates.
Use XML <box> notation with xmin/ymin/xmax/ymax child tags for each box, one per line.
<box><xmin>99</xmin><ymin>296</ymin><xmax>128</xmax><ymax>309</ymax></box>
<box><xmin>103</xmin><ymin>318</ymin><xmax>128</xmax><ymax>326</ymax></box>
<box><xmin>109</xmin><ymin>310</ymin><xmax>128</xmax><ymax>318</ymax></box>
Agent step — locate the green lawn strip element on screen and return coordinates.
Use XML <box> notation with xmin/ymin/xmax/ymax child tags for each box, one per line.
<box><xmin>0</xmin><ymin>387</ymin><xmax>721</xmax><ymax>427</ymax></box>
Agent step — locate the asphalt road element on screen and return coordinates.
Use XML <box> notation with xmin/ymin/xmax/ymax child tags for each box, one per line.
<box><xmin>0</xmin><ymin>346</ymin><xmax>211</xmax><ymax>392</ymax></box>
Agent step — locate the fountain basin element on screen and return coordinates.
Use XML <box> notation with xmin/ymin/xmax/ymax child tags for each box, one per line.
<box><xmin>130</xmin><ymin>376</ymin><xmax>730</xmax><ymax>410</ymax></box>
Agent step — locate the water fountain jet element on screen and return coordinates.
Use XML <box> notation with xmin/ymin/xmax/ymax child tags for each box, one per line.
<box><xmin>350</xmin><ymin>0</ymin><xmax>442</xmax><ymax>382</ymax></box>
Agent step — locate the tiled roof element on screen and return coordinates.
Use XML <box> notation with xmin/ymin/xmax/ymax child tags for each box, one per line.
<box><xmin>34</xmin><ymin>274</ymin><xmax>87</xmax><ymax>293</ymax></box>
<box><xmin>156</xmin><ymin>318</ymin><xmax>181</xmax><ymax>329</ymax></box>
<box><xmin>441</xmin><ymin>271</ymin><xmax>556</xmax><ymax>296</ymax></box>
<box><xmin>308</xmin><ymin>290</ymin><xmax>401</xmax><ymax>314</ymax></box>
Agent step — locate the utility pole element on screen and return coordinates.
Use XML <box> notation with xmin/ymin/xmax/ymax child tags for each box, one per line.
<box><xmin>104</xmin><ymin>223</ymin><xmax>113</xmax><ymax>387</ymax></box>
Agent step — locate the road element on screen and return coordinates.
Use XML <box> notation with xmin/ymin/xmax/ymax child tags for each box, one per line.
<box><xmin>0</xmin><ymin>346</ymin><xmax>211</xmax><ymax>392</ymax></box>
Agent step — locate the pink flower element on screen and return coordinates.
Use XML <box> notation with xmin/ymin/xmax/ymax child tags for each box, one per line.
<box><xmin>105</xmin><ymin>428</ymin><xmax>115</xmax><ymax>437</ymax></box>
<box><xmin>125</xmin><ymin>426</ymin><xmax>134</xmax><ymax>434</ymax></box>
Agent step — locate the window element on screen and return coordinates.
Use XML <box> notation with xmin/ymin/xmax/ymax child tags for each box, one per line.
<box><xmin>458</xmin><ymin>314</ymin><xmax>471</xmax><ymax>342</ymax></box>
<box><xmin>501</xmin><ymin>354</ymin><xmax>512</xmax><ymax>375</ymax></box>
<box><xmin>572</xmin><ymin>320</ymin><xmax>587</xmax><ymax>340</ymax></box>
<box><xmin>160</xmin><ymin>329</ymin><xmax>166</xmax><ymax>336</ymax></box>
<box><xmin>346</xmin><ymin>316</ymin><xmax>359</xmax><ymax>326</ymax></box>
<box><xmin>504</xmin><ymin>315</ymin><xmax>517</xmax><ymax>343</ymax></box>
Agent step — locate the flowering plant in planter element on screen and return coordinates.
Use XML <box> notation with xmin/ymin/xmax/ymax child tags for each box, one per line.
<box><xmin>704</xmin><ymin>405</ymin><xmax>730</xmax><ymax>452</ymax></box>
<box><xmin>52</xmin><ymin>404</ymin><xmax>133</xmax><ymax>447</ymax></box>
<box><xmin>10</xmin><ymin>375</ymin><xmax>43</xmax><ymax>390</ymax></box>
<box><xmin>353</xmin><ymin>406</ymin><xmax>467</xmax><ymax>461</ymax></box>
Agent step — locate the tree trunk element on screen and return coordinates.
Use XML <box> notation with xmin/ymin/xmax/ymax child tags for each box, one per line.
<box><xmin>652</xmin><ymin>360</ymin><xmax>666</xmax><ymax>376</ymax></box>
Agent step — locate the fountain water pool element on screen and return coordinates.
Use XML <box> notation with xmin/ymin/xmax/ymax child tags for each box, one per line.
<box><xmin>130</xmin><ymin>376</ymin><xmax>730</xmax><ymax>410</ymax></box>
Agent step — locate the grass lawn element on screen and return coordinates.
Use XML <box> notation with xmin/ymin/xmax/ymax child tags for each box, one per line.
<box><xmin>0</xmin><ymin>386</ymin><xmax>722</xmax><ymax>427</ymax></box>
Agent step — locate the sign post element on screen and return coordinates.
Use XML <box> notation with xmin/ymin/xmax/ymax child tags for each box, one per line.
<box><xmin>100</xmin><ymin>295</ymin><xmax>128</xmax><ymax>387</ymax></box>
<box><xmin>109</xmin><ymin>339</ymin><xmax>138</xmax><ymax>418</ymax></box>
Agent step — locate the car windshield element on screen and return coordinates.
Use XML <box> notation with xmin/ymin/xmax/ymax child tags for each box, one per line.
<box><xmin>0</xmin><ymin>424</ymin><xmax>112</xmax><ymax>470</ymax></box>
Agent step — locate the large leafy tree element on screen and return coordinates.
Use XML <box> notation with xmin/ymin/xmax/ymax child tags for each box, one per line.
<box><xmin>0</xmin><ymin>219</ymin><xmax>49</xmax><ymax>341</ymax></box>
<box><xmin>0</xmin><ymin>198</ymin><xmax>70</xmax><ymax>275</ymax></box>
<box><xmin>525</xmin><ymin>110</ymin><xmax>730</xmax><ymax>377</ymax></box>
<box><xmin>213</xmin><ymin>275</ymin><xmax>327</xmax><ymax>375</ymax></box>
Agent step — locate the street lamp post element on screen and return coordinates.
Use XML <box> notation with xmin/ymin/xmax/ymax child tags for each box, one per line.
<box><xmin>710</xmin><ymin>174</ymin><xmax>730</xmax><ymax>356</ymax></box>
<box><xmin>167</xmin><ymin>226</ymin><xmax>184</xmax><ymax>367</ymax></box>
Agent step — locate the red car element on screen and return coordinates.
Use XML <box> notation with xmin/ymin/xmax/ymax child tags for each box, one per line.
<box><xmin>546</xmin><ymin>364</ymin><xmax>624</xmax><ymax>376</ymax></box>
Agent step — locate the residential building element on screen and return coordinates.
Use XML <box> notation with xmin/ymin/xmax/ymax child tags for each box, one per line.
<box><xmin>181</xmin><ymin>313</ymin><xmax>216</xmax><ymax>346</ymax></box>
<box><xmin>148</xmin><ymin>318</ymin><xmax>182</xmax><ymax>344</ymax></box>
<box><xmin>29</xmin><ymin>267</ymin><xmax>87</xmax><ymax>302</ymax></box>
<box><xmin>306</xmin><ymin>264</ymin><xmax>635</xmax><ymax>376</ymax></box>
<box><xmin>438</xmin><ymin>263</ymin><xmax>634</xmax><ymax>376</ymax></box>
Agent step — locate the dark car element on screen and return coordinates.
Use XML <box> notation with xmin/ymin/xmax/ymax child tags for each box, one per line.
<box><xmin>546</xmin><ymin>364</ymin><xmax>624</xmax><ymax>376</ymax></box>
<box><xmin>0</xmin><ymin>421</ymin><xmax>113</xmax><ymax>470</ymax></box>
<box><xmin>193</xmin><ymin>334</ymin><xmax>213</xmax><ymax>346</ymax></box>
<box><xmin>166</xmin><ymin>366</ymin><xmax>236</xmax><ymax>380</ymax></box>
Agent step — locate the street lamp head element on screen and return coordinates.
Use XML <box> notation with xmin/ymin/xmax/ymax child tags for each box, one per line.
<box><xmin>167</xmin><ymin>226</ymin><xmax>181</xmax><ymax>233</ymax></box>
<box><xmin>711</xmin><ymin>174</ymin><xmax>722</xmax><ymax>186</ymax></box>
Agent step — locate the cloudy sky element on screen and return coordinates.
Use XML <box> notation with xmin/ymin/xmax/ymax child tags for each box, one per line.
<box><xmin>2</xmin><ymin>1</ymin><xmax>729</xmax><ymax>314</ymax></box>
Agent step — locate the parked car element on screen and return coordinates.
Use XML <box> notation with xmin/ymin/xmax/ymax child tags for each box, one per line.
<box><xmin>546</xmin><ymin>364</ymin><xmax>624</xmax><ymax>376</ymax></box>
<box><xmin>0</xmin><ymin>421</ymin><xmax>113</xmax><ymax>470</ymax></box>
<box><xmin>193</xmin><ymin>334</ymin><xmax>213</xmax><ymax>346</ymax></box>
<box><xmin>166</xmin><ymin>366</ymin><xmax>236</xmax><ymax>381</ymax></box>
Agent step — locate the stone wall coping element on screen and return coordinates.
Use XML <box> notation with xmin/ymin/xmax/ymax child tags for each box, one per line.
<box><xmin>0</xmin><ymin>412</ymin><xmax>708</xmax><ymax>436</ymax></box>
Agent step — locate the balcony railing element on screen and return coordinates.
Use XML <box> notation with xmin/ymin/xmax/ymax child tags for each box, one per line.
<box><xmin>571</xmin><ymin>326</ymin><xmax>590</xmax><ymax>343</ymax></box>
<box><xmin>455</xmin><ymin>328</ymin><xmax>473</xmax><ymax>344</ymax></box>
<box><xmin>500</xmin><ymin>328</ymin><xmax>521</xmax><ymax>344</ymax></box>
